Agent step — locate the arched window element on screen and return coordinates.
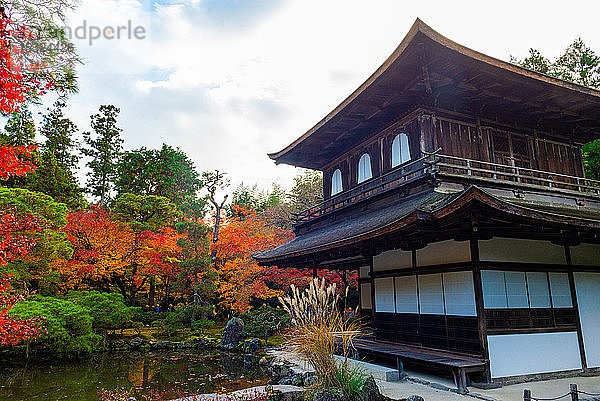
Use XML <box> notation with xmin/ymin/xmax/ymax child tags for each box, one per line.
<box><xmin>392</xmin><ymin>133</ymin><xmax>411</xmax><ymax>168</ymax></box>
<box><xmin>331</xmin><ymin>169</ymin><xmax>343</xmax><ymax>196</ymax></box>
<box><xmin>357</xmin><ymin>153</ymin><xmax>372</xmax><ymax>183</ymax></box>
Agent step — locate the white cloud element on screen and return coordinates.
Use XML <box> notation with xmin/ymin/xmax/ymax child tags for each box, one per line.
<box><xmin>53</xmin><ymin>0</ymin><xmax>600</xmax><ymax>193</ymax></box>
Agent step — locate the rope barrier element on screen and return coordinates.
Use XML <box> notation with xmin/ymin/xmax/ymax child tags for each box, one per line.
<box><xmin>530</xmin><ymin>394</ymin><xmax>571</xmax><ymax>401</ymax></box>
<box><xmin>577</xmin><ymin>390</ymin><xmax>600</xmax><ymax>397</ymax></box>
<box><xmin>524</xmin><ymin>384</ymin><xmax>600</xmax><ymax>401</ymax></box>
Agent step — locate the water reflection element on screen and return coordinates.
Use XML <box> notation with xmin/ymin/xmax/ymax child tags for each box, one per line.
<box><xmin>0</xmin><ymin>350</ymin><xmax>266</xmax><ymax>401</ymax></box>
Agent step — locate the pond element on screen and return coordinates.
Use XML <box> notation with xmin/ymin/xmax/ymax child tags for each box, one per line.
<box><xmin>0</xmin><ymin>349</ymin><xmax>267</xmax><ymax>401</ymax></box>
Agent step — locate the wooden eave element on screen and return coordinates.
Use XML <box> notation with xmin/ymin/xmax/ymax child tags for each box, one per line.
<box><xmin>254</xmin><ymin>186</ymin><xmax>600</xmax><ymax>268</ymax></box>
<box><xmin>270</xmin><ymin>18</ymin><xmax>600</xmax><ymax>170</ymax></box>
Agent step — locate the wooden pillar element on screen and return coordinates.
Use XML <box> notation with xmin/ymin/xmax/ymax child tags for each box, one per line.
<box><xmin>471</xmin><ymin>238</ymin><xmax>491</xmax><ymax>382</ymax></box>
<box><xmin>312</xmin><ymin>267</ymin><xmax>318</xmax><ymax>279</ymax></box>
<box><xmin>566</xmin><ymin>245</ymin><xmax>588</xmax><ymax>370</ymax></box>
<box><xmin>370</xmin><ymin>257</ymin><xmax>376</xmax><ymax>324</ymax></box>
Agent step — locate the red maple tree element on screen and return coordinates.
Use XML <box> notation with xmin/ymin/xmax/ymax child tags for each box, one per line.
<box><xmin>0</xmin><ymin>275</ymin><xmax>46</xmax><ymax>346</ymax></box>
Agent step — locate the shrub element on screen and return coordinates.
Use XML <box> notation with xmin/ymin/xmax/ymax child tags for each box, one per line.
<box><xmin>65</xmin><ymin>291</ymin><xmax>134</xmax><ymax>333</ymax></box>
<box><xmin>132</xmin><ymin>321</ymin><xmax>144</xmax><ymax>335</ymax></box>
<box><xmin>130</xmin><ymin>308</ymin><xmax>167</xmax><ymax>326</ymax></box>
<box><xmin>191</xmin><ymin>318</ymin><xmax>214</xmax><ymax>336</ymax></box>
<box><xmin>10</xmin><ymin>295</ymin><xmax>102</xmax><ymax>356</ymax></box>
<box><xmin>241</xmin><ymin>305</ymin><xmax>290</xmax><ymax>338</ymax></box>
<box><xmin>163</xmin><ymin>304</ymin><xmax>214</xmax><ymax>328</ymax></box>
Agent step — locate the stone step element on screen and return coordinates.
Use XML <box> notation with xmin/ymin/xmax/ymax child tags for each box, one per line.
<box><xmin>333</xmin><ymin>355</ymin><xmax>400</xmax><ymax>382</ymax></box>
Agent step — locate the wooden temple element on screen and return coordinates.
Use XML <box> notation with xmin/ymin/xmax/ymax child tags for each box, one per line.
<box><xmin>254</xmin><ymin>19</ymin><xmax>600</xmax><ymax>390</ymax></box>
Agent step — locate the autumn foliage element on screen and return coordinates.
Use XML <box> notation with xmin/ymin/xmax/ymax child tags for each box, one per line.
<box><xmin>0</xmin><ymin>275</ymin><xmax>46</xmax><ymax>346</ymax></box>
<box><xmin>212</xmin><ymin>206</ymin><xmax>296</xmax><ymax>313</ymax></box>
<box><xmin>51</xmin><ymin>206</ymin><xmax>182</xmax><ymax>304</ymax></box>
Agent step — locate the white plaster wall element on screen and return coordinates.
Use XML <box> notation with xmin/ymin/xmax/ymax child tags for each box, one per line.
<box><xmin>570</xmin><ymin>244</ymin><xmax>600</xmax><ymax>266</ymax></box>
<box><xmin>416</xmin><ymin>240</ymin><xmax>471</xmax><ymax>267</ymax></box>
<box><xmin>487</xmin><ymin>332</ymin><xmax>582</xmax><ymax>378</ymax></box>
<box><xmin>359</xmin><ymin>265</ymin><xmax>370</xmax><ymax>279</ymax></box>
<box><xmin>574</xmin><ymin>272</ymin><xmax>600</xmax><ymax>367</ymax></box>
<box><xmin>360</xmin><ymin>283</ymin><xmax>372</xmax><ymax>309</ymax></box>
<box><xmin>479</xmin><ymin>238</ymin><xmax>566</xmax><ymax>264</ymax></box>
<box><xmin>373</xmin><ymin>249</ymin><xmax>412</xmax><ymax>271</ymax></box>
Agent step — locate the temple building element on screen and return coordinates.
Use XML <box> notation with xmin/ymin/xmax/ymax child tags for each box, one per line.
<box><xmin>254</xmin><ymin>19</ymin><xmax>600</xmax><ymax>391</ymax></box>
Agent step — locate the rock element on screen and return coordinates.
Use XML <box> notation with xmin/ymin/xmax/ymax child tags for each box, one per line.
<box><xmin>244</xmin><ymin>354</ymin><xmax>253</xmax><ymax>367</ymax></box>
<box><xmin>312</xmin><ymin>388</ymin><xmax>345</xmax><ymax>401</ymax></box>
<box><xmin>406</xmin><ymin>396</ymin><xmax>424</xmax><ymax>401</ymax></box>
<box><xmin>219</xmin><ymin>317</ymin><xmax>244</xmax><ymax>350</ymax></box>
<box><xmin>361</xmin><ymin>376</ymin><xmax>384</xmax><ymax>401</ymax></box>
<box><xmin>244</xmin><ymin>338</ymin><xmax>262</xmax><ymax>354</ymax></box>
<box><xmin>303</xmin><ymin>375</ymin><xmax>317</xmax><ymax>387</ymax></box>
<box><xmin>153</xmin><ymin>341</ymin><xmax>175</xmax><ymax>349</ymax></box>
<box><xmin>128</xmin><ymin>337</ymin><xmax>145</xmax><ymax>348</ymax></box>
<box><xmin>259</xmin><ymin>357</ymin><xmax>269</xmax><ymax>366</ymax></box>
<box><xmin>278</xmin><ymin>376</ymin><xmax>302</xmax><ymax>386</ymax></box>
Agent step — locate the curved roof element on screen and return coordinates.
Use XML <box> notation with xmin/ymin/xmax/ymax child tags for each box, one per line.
<box><xmin>270</xmin><ymin>19</ymin><xmax>600</xmax><ymax>170</ymax></box>
<box><xmin>254</xmin><ymin>186</ymin><xmax>600</xmax><ymax>267</ymax></box>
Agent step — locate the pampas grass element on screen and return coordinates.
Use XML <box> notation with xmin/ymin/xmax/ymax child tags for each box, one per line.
<box><xmin>279</xmin><ymin>278</ymin><xmax>366</xmax><ymax>399</ymax></box>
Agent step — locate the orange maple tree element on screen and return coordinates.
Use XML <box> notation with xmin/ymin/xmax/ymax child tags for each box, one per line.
<box><xmin>212</xmin><ymin>206</ymin><xmax>297</xmax><ymax>313</ymax></box>
<box><xmin>52</xmin><ymin>206</ymin><xmax>182</xmax><ymax>305</ymax></box>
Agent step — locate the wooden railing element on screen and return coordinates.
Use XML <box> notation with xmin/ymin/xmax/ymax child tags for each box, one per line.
<box><xmin>428</xmin><ymin>152</ymin><xmax>600</xmax><ymax>196</ymax></box>
<box><xmin>293</xmin><ymin>151</ymin><xmax>439</xmax><ymax>224</ymax></box>
<box><xmin>293</xmin><ymin>150</ymin><xmax>600</xmax><ymax>226</ymax></box>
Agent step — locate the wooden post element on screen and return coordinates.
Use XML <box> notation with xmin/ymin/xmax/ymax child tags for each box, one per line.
<box><xmin>370</xmin><ymin>257</ymin><xmax>376</xmax><ymax>325</ymax></box>
<box><xmin>523</xmin><ymin>389</ymin><xmax>531</xmax><ymax>401</ymax></box>
<box><xmin>312</xmin><ymin>267</ymin><xmax>317</xmax><ymax>279</ymax></box>
<box><xmin>570</xmin><ymin>383</ymin><xmax>578</xmax><ymax>401</ymax></box>
<box><xmin>566</xmin><ymin>246</ymin><xmax>588</xmax><ymax>371</ymax></box>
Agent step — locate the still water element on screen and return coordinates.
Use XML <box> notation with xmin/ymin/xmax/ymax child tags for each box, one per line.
<box><xmin>0</xmin><ymin>350</ymin><xmax>267</xmax><ymax>401</ymax></box>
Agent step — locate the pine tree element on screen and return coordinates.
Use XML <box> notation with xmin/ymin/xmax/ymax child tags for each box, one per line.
<box><xmin>23</xmin><ymin>151</ymin><xmax>85</xmax><ymax>210</ymax></box>
<box><xmin>82</xmin><ymin>105</ymin><xmax>123</xmax><ymax>205</ymax></box>
<box><xmin>39</xmin><ymin>100</ymin><xmax>80</xmax><ymax>170</ymax></box>
<box><xmin>1</xmin><ymin>107</ymin><xmax>36</xmax><ymax>147</ymax></box>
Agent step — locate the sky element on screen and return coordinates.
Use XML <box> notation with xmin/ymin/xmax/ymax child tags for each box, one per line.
<box><xmin>39</xmin><ymin>0</ymin><xmax>600</xmax><ymax>193</ymax></box>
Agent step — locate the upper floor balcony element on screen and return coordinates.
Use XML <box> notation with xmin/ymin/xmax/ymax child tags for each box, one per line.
<box><xmin>293</xmin><ymin>150</ymin><xmax>600</xmax><ymax>226</ymax></box>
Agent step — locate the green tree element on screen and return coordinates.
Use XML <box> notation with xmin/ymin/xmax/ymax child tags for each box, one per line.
<box><xmin>227</xmin><ymin>182</ymin><xmax>285</xmax><ymax>217</ymax></box>
<box><xmin>39</xmin><ymin>100</ymin><xmax>80</xmax><ymax>170</ymax></box>
<box><xmin>115</xmin><ymin>144</ymin><xmax>202</xmax><ymax>206</ymax></box>
<box><xmin>82</xmin><ymin>105</ymin><xmax>123</xmax><ymax>205</ymax></box>
<box><xmin>2</xmin><ymin>0</ymin><xmax>81</xmax><ymax>95</ymax></box>
<box><xmin>10</xmin><ymin>295</ymin><xmax>102</xmax><ymax>356</ymax></box>
<box><xmin>21</xmin><ymin>151</ymin><xmax>85</xmax><ymax>210</ymax></box>
<box><xmin>262</xmin><ymin>169</ymin><xmax>323</xmax><ymax>228</ymax></box>
<box><xmin>113</xmin><ymin>193</ymin><xmax>181</xmax><ymax>232</ymax></box>
<box><xmin>0</xmin><ymin>107</ymin><xmax>36</xmax><ymax>146</ymax></box>
<box><xmin>65</xmin><ymin>291</ymin><xmax>134</xmax><ymax>340</ymax></box>
<box><xmin>0</xmin><ymin>188</ymin><xmax>71</xmax><ymax>292</ymax></box>
<box><xmin>512</xmin><ymin>39</ymin><xmax>600</xmax><ymax>179</ymax></box>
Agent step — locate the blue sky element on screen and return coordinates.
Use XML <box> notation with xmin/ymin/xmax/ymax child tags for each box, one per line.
<box><xmin>33</xmin><ymin>0</ymin><xmax>600</xmax><ymax>193</ymax></box>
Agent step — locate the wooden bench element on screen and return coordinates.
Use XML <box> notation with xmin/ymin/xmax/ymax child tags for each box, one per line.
<box><xmin>351</xmin><ymin>338</ymin><xmax>488</xmax><ymax>394</ymax></box>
